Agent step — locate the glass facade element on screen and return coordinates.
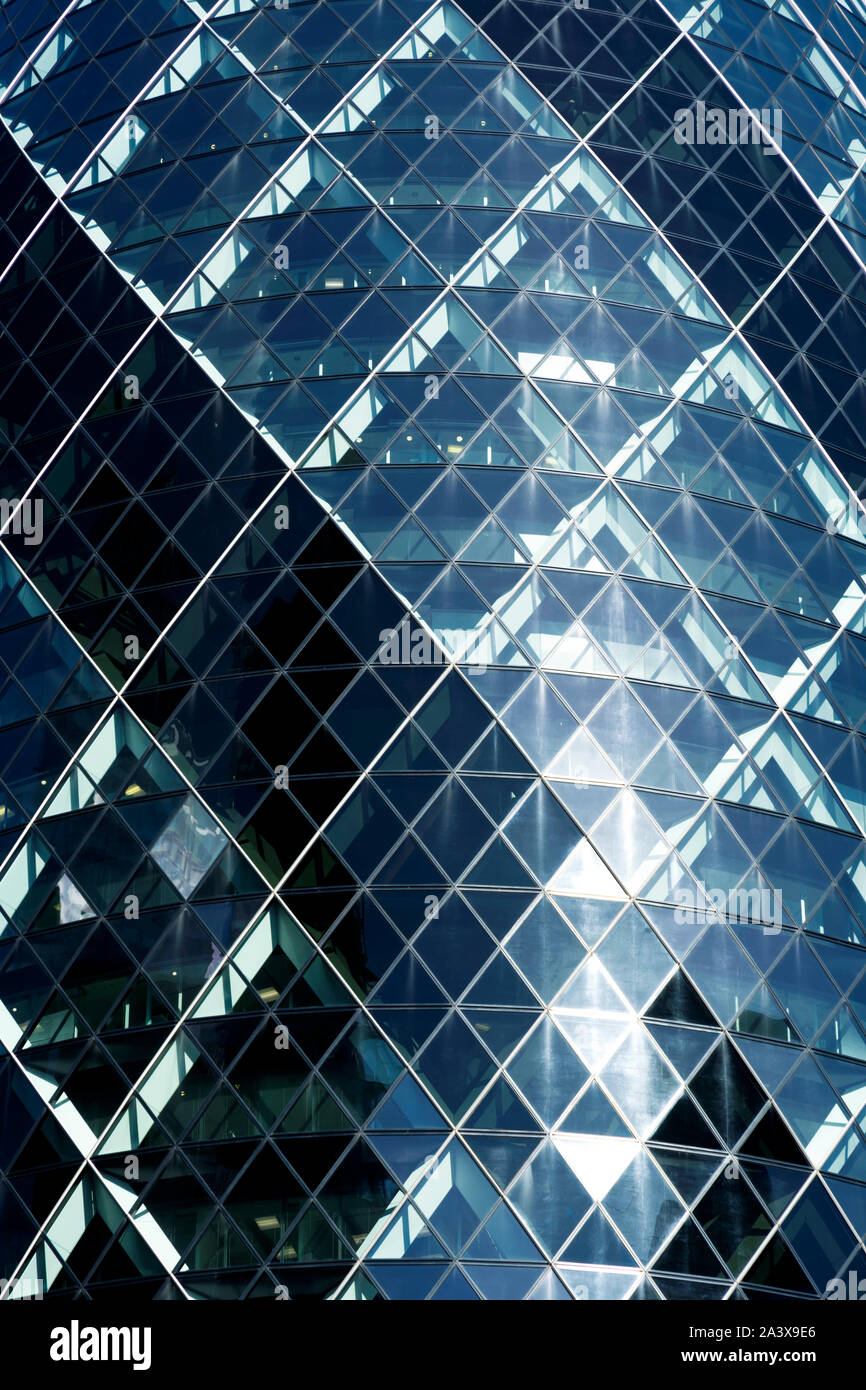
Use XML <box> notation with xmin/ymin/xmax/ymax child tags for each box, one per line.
<box><xmin>0</xmin><ymin>0</ymin><xmax>864</xmax><ymax>1301</ymax></box>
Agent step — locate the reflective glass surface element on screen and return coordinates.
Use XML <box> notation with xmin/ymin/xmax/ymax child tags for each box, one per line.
<box><xmin>0</xmin><ymin>0</ymin><xmax>864</xmax><ymax>1302</ymax></box>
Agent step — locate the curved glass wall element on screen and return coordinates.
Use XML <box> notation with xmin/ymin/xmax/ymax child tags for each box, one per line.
<box><xmin>0</xmin><ymin>0</ymin><xmax>864</xmax><ymax>1301</ymax></box>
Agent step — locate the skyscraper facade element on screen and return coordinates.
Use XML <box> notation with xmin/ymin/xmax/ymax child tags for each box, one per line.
<box><xmin>0</xmin><ymin>0</ymin><xmax>865</xmax><ymax>1301</ymax></box>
